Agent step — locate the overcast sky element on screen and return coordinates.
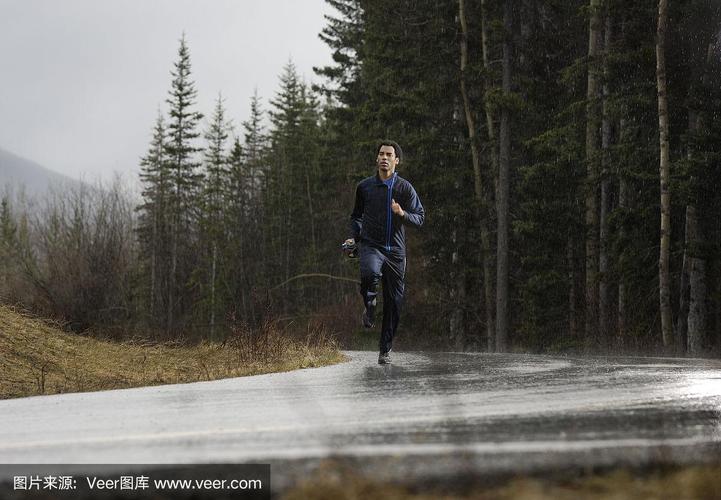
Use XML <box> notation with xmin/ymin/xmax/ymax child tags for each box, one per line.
<box><xmin>0</xmin><ymin>0</ymin><xmax>334</xmax><ymax>184</ymax></box>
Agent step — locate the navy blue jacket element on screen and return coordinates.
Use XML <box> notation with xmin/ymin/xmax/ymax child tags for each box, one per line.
<box><xmin>350</xmin><ymin>172</ymin><xmax>424</xmax><ymax>255</ymax></box>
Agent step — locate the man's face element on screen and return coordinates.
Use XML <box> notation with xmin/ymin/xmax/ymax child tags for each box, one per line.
<box><xmin>376</xmin><ymin>145</ymin><xmax>399</xmax><ymax>176</ymax></box>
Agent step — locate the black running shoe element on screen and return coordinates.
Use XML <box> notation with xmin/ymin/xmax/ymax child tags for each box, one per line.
<box><xmin>378</xmin><ymin>351</ymin><xmax>391</xmax><ymax>364</ymax></box>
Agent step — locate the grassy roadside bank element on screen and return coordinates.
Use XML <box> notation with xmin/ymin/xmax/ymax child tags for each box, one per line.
<box><xmin>0</xmin><ymin>305</ymin><xmax>346</xmax><ymax>400</ymax></box>
<box><xmin>283</xmin><ymin>462</ymin><xmax>721</xmax><ymax>499</ymax></box>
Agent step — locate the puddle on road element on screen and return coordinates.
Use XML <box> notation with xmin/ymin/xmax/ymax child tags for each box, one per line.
<box><xmin>502</xmin><ymin>361</ymin><xmax>572</xmax><ymax>373</ymax></box>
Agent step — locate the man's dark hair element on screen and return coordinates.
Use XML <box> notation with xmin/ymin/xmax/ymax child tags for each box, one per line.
<box><xmin>376</xmin><ymin>140</ymin><xmax>403</xmax><ymax>163</ymax></box>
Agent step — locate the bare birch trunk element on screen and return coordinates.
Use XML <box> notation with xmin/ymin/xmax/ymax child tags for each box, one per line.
<box><xmin>656</xmin><ymin>0</ymin><xmax>673</xmax><ymax>349</ymax></box>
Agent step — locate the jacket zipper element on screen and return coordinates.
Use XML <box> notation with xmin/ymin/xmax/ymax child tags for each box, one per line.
<box><xmin>385</xmin><ymin>174</ymin><xmax>396</xmax><ymax>251</ymax></box>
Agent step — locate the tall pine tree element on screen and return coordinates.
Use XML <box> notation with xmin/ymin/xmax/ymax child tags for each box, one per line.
<box><xmin>163</xmin><ymin>34</ymin><xmax>204</xmax><ymax>332</ymax></box>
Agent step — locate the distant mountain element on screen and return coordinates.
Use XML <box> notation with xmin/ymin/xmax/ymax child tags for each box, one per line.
<box><xmin>0</xmin><ymin>147</ymin><xmax>80</xmax><ymax>199</ymax></box>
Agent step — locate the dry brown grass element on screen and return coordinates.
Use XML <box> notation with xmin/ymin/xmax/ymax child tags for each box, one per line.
<box><xmin>282</xmin><ymin>463</ymin><xmax>721</xmax><ymax>500</ymax></box>
<box><xmin>0</xmin><ymin>305</ymin><xmax>346</xmax><ymax>400</ymax></box>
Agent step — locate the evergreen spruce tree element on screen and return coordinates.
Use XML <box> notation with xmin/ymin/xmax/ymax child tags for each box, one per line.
<box><xmin>315</xmin><ymin>0</ymin><xmax>367</xmax><ymax>171</ymax></box>
<box><xmin>200</xmin><ymin>93</ymin><xmax>232</xmax><ymax>338</ymax></box>
<box><xmin>316</xmin><ymin>0</ymin><xmax>365</xmax><ymax>112</ymax></box>
<box><xmin>137</xmin><ymin>111</ymin><xmax>169</xmax><ymax>324</ymax></box>
<box><xmin>163</xmin><ymin>34</ymin><xmax>204</xmax><ymax>333</ymax></box>
<box><xmin>267</xmin><ymin>61</ymin><xmax>303</xmax><ymax>294</ymax></box>
<box><xmin>243</xmin><ymin>90</ymin><xmax>267</xmax><ymax>201</ymax></box>
<box><xmin>240</xmin><ymin>91</ymin><xmax>268</xmax><ymax>305</ymax></box>
<box><xmin>266</xmin><ymin>62</ymin><xmax>327</xmax><ymax>310</ymax></box>
<box><xmin>225</xmin><ymin>137</ymin><xmax>251</xmax><ymax>321</ymax></box>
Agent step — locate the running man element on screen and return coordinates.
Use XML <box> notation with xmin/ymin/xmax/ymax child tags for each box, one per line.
<box><xmin>343</xmin><ymin>140</ymin><xmax>425</xmax><ymax>364</ymax></box>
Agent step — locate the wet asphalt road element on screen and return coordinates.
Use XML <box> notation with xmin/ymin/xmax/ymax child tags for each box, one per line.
<box><xmin>0</xmin><ymin>351</ymin><xmax>719</xmax><ymax>490</ymax></box>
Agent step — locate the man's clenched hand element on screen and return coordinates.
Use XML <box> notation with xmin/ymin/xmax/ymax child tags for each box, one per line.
<box><xmin>391</xmin><ymin>199</ymin><xmax>404</xmax><ymax>217</ymax></box>
<box><xmin>342</xmin><ymin>238</ymin><xmax>358</xmax><ymax>258</ymax></box>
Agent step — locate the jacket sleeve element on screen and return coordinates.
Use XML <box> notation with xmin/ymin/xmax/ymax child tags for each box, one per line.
<box><xmin>401</xmin><ymin>183</ymin><xmax>424</xmax><ymax>228</ymax></box>
<box><xmin>349</xmin><ymin>183</ymin><xmax>363</xmax><ymax>240</ymax></box>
